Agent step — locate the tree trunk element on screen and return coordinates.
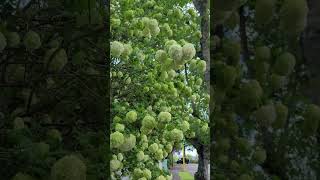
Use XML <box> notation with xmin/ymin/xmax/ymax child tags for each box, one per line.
<box><xmin>302</xmin><ymin>0</ymin><xmax>320</xmax><ymax>105</ymax></box>
<box><xmin>193</xmin><ymin>0</ymin><xmax>210</xmax><ymax>85</ymax></box>
<box><xmin>192</xmin><ymin>1</ymin><xmax>210</xmax><ymax>179</ymax></box>
<box><xmin>239</xmin><ymin>6</ymin><xmax>249</xmax><ymax>62</ymax></box>
<box><xmin>302</xmin><ymin>1</ymin><xmax>320</xmax><ymax>179</ymax></box>
<box><xmin>194</xmin><ymin>144</ymin><xmax>209</xmax><ymax>180</ymax></box>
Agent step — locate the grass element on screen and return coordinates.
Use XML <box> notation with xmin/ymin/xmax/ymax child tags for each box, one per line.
<box><xmin>178</xmin><ymin>172</ymin><xmax>194</xmax><ymax>180</ymax></box>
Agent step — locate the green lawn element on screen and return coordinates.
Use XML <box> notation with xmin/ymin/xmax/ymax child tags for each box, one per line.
<box><xmin>178</xmin><ymin>172</ymin><xmax>194</xmax><ymax>180</ymax></box>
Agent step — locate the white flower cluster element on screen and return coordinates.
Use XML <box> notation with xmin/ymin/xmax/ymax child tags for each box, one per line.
<box><xmin>111</xmin><ymin>41</ymin><xmax>132</xmax><ymax>58</ymax></box>
<box><xmin>141</xmin><ymin>17</ymin><xmax>160</xmax><ymax>38</ymax></box>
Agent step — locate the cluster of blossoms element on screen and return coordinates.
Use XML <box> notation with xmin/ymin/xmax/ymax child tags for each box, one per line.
<box><xmin>111</xmin><ymin>41</ymin><xmax>133</xmax><ymax>59</ymax></box>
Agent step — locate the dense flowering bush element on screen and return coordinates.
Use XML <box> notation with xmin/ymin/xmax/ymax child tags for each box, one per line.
<box><xmin>111</xmin><ymin>0</ymin><xmax>209</xmax><ymax>178</ymax></box>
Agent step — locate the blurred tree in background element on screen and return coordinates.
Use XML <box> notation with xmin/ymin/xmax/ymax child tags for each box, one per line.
<box><xmin>212</xmin><ymin>0</ymin><xmax>319</xmax><ymax>179</ymax></box>
<box><xmin>0</xmin><ymin>0</ymin><xmax>108</xmax><ymax>179</ymax></box>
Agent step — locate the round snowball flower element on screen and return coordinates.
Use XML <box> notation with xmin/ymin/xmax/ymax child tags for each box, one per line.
<box><xmin>110</xmin><ymin>159</ymin><xmax>122</xmax><ymax>172</ymax></box>
<box><xmin>158</xmin><ymin>112</ymin><xmax>172</xmax><ymax>122</ymax></box>
<box><xmin>143</xmin><ymin>169</ymin><xmax>152</xmax><ymax>179</ymax></box>
<box><xmin>122</xmin><ymin>43</ymin><xmax>133</xmax><ymax>57</ymax></box>
<box><xmin>136</xmin><ymin>151</ymin><xmax>145</xmax><ymax>161</ymax></box>
<box><xmin>170</xmin><ymin>128</ymin><xmax>184</xmax><ymax>142</ymax></box>
<box><xmin>119</xmin><ymin>134</ymin><xmax>136</xmax><ymax>152</ymax></box>
<box><xmin>180</xmin><ymin>121</ymin><xmax>190</xmax><ymax>131</ymax></box>
<box><xmin>115</xmin><ymin>123</ymin><xmax>125</xmax><ymax>132</ymax></box>
<box><xmin>111</xmin><ymin>41</ymin><xmax>124</xmax><ymax>58</ymax></box>
<box><xmin>155</xmin><ymin>50</ymin><xmax>167</xmax><ymax>62</ymax></box>
<box><xmin>126</xmin><ymin>110</ymin><xmax>137</xmax><ymax>123</ymax></box>
<box><xmin>142</xmin><ymin>115</ymin><xmax>156</xmax><ymax>129</ymax></box>
<box><xmin>168</xmin><ymin>44</ymin><xmax>182</xmax><ymax>61</ymax></box>
<box><xmin>148</xmin><ymin>19</ymin><xmax>160</xmax><ymax>35</ymax></box>
<box><xmin>148</xmin><ymin>143</ymin><xmax>159</xmax><ymax>153</ymax></box>
<box><xmin>110</xmin><ymin>131</ymin><xmax>124</xmax><ymax>148</ymax></box>
<box><xmin>182</xmin><ymin>43</ymin><xmax>196</xmax><ymax>60</ymax></box>
<box><xmin>197</xmin><ymin>60</ymin><xmax>207</xmax><ymax>73</ymax></box>
<box><xmin>165</xmin><ymin>40</ymin><xmax>177</xmax><ymax>50</ymax></box>
<box><xmin>117</xmin><ymin>153</ymin><xmax>124</xmax><ymax>161</ymax></box>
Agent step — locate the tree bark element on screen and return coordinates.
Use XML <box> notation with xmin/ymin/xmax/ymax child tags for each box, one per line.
<box><xmin>194</xmin><ymin>144</ymin><xmax>209</xmax><ymax>180</ymax></box>
<box><xmin>302</xmin><ymin>1</ymin><xmax>320</xmax><ymax>179</ymax></box>
<box><xmin>302</xmin><ymin>0</ymin><xmax>320</xmax><ymax>105</ymax></box>
<box><xmin>239</xmin><ymin>6</ymin><xmax>249</xmax><ymax>62</ymax></box>
<box><xmin>193</xmin><ymin>0</ymin><xmax>210</xmax><ymax>86</ymax></box>
<box><xmin>191</xmin><ymin>1</ymin><xmax>210</xmax><ymax>179</ymax></box>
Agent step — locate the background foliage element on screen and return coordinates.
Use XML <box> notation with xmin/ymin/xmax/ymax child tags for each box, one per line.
<box><xmin>212</xmin><ymin>0</ymin><xmax>319</xmax><ymax>179</ymax></box>
<box><xmin>0</xmin><ymin>0</ymin><xmax>108</xmax><ymax>179</ymax></box>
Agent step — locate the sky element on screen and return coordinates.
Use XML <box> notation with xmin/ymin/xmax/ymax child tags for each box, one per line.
<box><xmin>174</xmin><ymin>145</ymin><xmax>198</xmax><ymax>159</ymax></box>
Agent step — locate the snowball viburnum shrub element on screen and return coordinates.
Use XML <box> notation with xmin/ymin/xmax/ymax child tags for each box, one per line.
<box><xmin>111</xmin><ymin>0</ymin><xmax>207</xmax><ymax>178</ymax></box>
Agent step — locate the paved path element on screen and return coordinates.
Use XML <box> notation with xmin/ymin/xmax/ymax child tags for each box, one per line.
<box><xmin>170</xmin><ymin>164</ymin><xmax>210</xmax><ymax>180</ymax></box>
<box><xmin>170</xmin><ymin>165</ymin><xmax>181</xmax><ymax>180</ymax></box>
<box><xmin>170</xmin><ymin>164</ymin><xmax>198</xmax><ymax>180</ymax></box>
